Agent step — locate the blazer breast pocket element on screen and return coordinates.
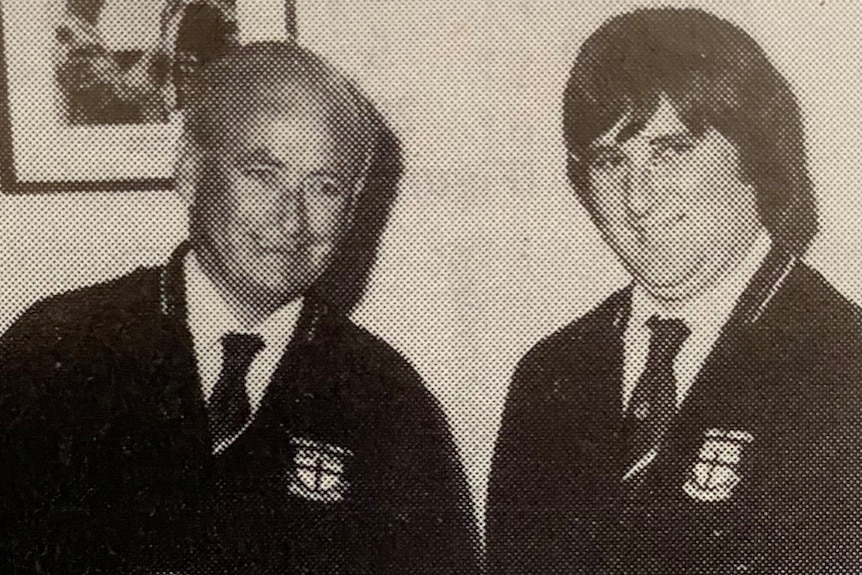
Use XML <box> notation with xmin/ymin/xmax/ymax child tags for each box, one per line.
<box><xmin>283</xmin><ymin>436</ymin><xmax>355</xmax><ymax>505</ymax></box>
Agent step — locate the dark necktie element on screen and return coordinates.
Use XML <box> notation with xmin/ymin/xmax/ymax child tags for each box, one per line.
<box><xmin>208</xmin><ymin>332</ymin><xmax>264</xmax><ymax>448</ymax></box>
<box><xmin>625</xmin><ymin>316</ymin><xmax>690</xmax><ymax>474</ymax></box>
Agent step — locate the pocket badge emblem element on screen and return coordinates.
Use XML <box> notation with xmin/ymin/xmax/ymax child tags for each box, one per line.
<box><xmin>287</xmin><ymin>437</ymin><xmax>353</xmax><ymax>503</ymax></box>
<box><xmin>682</xmin><ymin>428</ymin><xmax>753</xmax><ymax>502</ymax></box>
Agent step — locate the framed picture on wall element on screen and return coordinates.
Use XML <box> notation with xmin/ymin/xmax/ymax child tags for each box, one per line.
<box><xmin>0</xmin><ymin>0</ymin><xmax>296</xmax><ymax>193</ymax></box>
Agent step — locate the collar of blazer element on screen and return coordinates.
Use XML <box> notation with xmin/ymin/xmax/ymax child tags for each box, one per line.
<box><xmin>612</xmin><ymin>245</ymin><xmax>798</xmax><ymax>334</ymax></box>
<box><xmin>155</xmin><ymin>242</ymin><xmax>336</xmax><ymax>449</ymax></box>
<box><xmin>728</xmin><ymin>245</ymin><xmax>798</xmax><ymax>327</ymax></box>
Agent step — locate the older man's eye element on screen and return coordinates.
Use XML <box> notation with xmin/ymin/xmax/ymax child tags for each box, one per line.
<box><xmin>241</xmin><ymin>164</ymin><xmax>279</xmax><ymax>182</ymax></box>
<box><xmin>302</xmin><ymin>175</ymin><xmax>346</xmax><ymax>199</ymax></box>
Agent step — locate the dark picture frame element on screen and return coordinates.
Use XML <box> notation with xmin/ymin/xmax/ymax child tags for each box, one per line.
<box><xmin>0</xmin><ymin>0</ymin><xmax>296</xmax><ymax>193</ymax></box>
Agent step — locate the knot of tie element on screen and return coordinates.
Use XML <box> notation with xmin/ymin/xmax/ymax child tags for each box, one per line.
<box><xmin>645</xmin><ymin>316</ymin><xmax>690</xmax><ymax>362</ymax></box>
<box><xmin>221</xmin><ymin>332</ymin><xmax>265</xmax><ymax>374</ymax></box>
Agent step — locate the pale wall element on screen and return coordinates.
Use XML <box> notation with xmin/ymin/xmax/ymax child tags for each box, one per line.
<box><xmin>3</xmin><ymin>0</ymin><xmax>862</xmax><ymax>534</ymax></box>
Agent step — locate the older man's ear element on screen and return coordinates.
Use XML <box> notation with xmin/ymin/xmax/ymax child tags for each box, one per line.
<box><xmin>174</xmin><ymin>138</ymin><xmax>199</xmax><ymax>206</ymax></box>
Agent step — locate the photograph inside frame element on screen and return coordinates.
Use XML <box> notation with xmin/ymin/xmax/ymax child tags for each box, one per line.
<box><xmin>0</xmin><ymin>0</ymin><xmax>288</xmax><ymax>187</ymax></box>
<box><xmin>53</xmin><ymin>0</ymin><xmax>239</xmax><ymax>126</ymax></box>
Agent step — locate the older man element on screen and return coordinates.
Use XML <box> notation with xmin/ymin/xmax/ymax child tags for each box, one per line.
<box><xmin>0</xmin><ymin>42</ymin><xmax>477</xmax><ymax>575</ymax></box>
<box><xmin>487</xmin><ymin>8</ymin><xmax>862</xmax><ymax>574</ymax></box>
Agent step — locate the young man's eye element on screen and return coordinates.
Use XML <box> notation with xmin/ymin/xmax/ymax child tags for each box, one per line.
<box><xmin>651</xmin><ymin>139</ymin><xmax>696</xmax><ymax>164</ymax></box>
<box><xmin>588</xmin><ymin>150</ymin><xmax>627</xmax><ymax>172</ymax></box>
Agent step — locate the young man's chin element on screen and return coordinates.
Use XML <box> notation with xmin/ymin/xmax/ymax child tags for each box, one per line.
<box><xmin>629</xmin><ymin>262</ymin><xmax>706</xmax><ymax>301</ymax></box>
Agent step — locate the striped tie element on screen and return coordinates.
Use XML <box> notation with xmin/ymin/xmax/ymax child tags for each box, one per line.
<box><xmin>207</xmin><ymin>333</ymin><xmax>264</xmax><ymax>450</ymax></box>
<box><xmin>625</xmin><ymin>316</ymin><xmax>690</xmax><ymax>474</ymax></box>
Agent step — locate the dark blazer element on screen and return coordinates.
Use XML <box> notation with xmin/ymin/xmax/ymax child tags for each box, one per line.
<box><xmin>0</xmin><ymin>245</ymin><xmax>479</xmax><ymax>575</ymax></box>
<box><xmin>487</xmin><ymin>249</ymin><xmax>862</xmax><ymax>574</ymax></box>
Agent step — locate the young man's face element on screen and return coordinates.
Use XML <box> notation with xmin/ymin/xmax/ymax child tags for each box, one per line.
<box><xmin>190</xmin><ymin>84</ymin><xmax>366</xmax><ymax>312</ymax></box>
<box><xmin>585</xmin><ymin>97</ymin><xmax>763</xmax><ymax>301</ymax></box>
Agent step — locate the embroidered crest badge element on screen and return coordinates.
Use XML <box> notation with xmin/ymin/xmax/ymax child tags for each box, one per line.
<box><xmin>682</xmin><ymin>428</ymin><xmax>753</xmax><ymax>502</ymax></box>
<box><xmin>287</xmin><ymin>437</ymin><xmax>353</xmax><ymax>503</ymax></box>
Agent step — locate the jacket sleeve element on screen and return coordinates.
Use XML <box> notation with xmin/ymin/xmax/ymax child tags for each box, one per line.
<box><xmin>372</xmin><ymin>361</ymin><xmax>481</xmax><ymax>575</ymax></box>
<box><xmin>0</xmin><ymin>302</ymin><xmax>65</xmax><ymax>574</ymax></box>
<box><xmin>0</xmin><ymin>300</ymin><xmax>125</xmax><ymax>575</ymax></box>
<box><xmin>485</xmin><ymin>347</ymin><xmax>552</xmax><ymax>575</ymax></box>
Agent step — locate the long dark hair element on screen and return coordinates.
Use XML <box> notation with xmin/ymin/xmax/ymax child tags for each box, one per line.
<box><xmin>563</xmin><ymin>8</ymin><xmax>817</xmax><ymax>256</ymax></box>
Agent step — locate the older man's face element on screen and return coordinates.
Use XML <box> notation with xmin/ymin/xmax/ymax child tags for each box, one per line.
<box><xmin>585</xmin><ymin>96</ymin><xmax>763</xmax><ymax>301</ymax></box>
<box><xmin>191</xmin><ymin>84</ymin><xmax>366</xmax><ymax>311</ymax></box>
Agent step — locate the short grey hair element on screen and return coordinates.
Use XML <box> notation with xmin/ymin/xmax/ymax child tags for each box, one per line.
<box><xmin>183</xmin><ymin>40</ymin><xmax>386</xmax><ymax>178</ymax></box>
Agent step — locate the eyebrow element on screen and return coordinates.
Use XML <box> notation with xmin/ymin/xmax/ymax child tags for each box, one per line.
<box><xmin>648</xmin><ymin>132</ymin><xmax>696</xmax><ymax>146</ymax></box>
<box><xmin>232</xmin><ymin>147</ymin><xmax>357</xmax><ymax>186</ymax></box>
<box><xmin>587</xmin><ymin>130</ymin><xmax>696</xmax><ymax>152</ymax></box>
<box><xmin>616</xmin><ymin>119</ymin><xmax>645</xmax><ymax>144</ymax></box>
<box><xmin>236</xmin><ymin>149</ymin><xmax>285</xmax><ymax>167</ymax></box>
<box><xmin>586</xmin><ymin>142</ymin><xmax>623</xmax><ymax>153</ymax></box>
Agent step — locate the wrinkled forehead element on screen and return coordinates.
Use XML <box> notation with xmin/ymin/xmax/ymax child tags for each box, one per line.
<box><xmin>236</xmin><ymin>95</ymin><xmax>371</xmax><ymax>180</ymax></box>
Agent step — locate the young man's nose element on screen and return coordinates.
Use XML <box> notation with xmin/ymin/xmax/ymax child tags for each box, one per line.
<box><xmin>624</xmin><ymin>163</ymin><xmax>656</xmax><ymax>220</ymax></box>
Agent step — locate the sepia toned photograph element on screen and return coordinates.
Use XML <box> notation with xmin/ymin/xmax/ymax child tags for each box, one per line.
<box><xmin>0</xmin><ymin>1</ymin><xmax>861</xmax><ymax>574</ymax></box>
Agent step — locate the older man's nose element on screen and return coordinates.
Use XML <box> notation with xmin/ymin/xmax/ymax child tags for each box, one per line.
<box><xmin>274</xmin><ymin>188</ymin><xmax>307</xmax><ymax>232</ymax></box>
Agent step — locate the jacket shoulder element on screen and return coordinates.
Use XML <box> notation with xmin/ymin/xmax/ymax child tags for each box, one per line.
<box><xmin>515</xmin><ymin>286</ymin><xmax>629</xmax><ymax>378</ymax></box>
<box><xmin>782</xmin><ymin>264</ymin><xmax>862</xmax><ymax>332</ymax></box>
<box><xmin>768</xmin><ymin>264</ymin><xmax>862</xmax><ymax>387</ymax></box>
<box><xmin>1</xmin><ymin>266</ymin><xmax>162</xmax><ymax>350</ymax></box>
<box><xmin>327</xmin><ymin>316</ymin><xmax>430</xmax><ymax>399</ymax></box>
<box><xmin>765</xmin><ymin>264</ymin><xmax>862</xmax><ymax>363</ymax></box>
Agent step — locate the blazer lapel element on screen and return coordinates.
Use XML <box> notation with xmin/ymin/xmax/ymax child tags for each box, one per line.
<box><xmin>160</xmin><ymin>243</ymin><xmax>332</xmax><ymax>451</ymax></box>
<box><xmin>671</xmin><ymin>246</ymin><xmax>797</xmax><ymax>430</ymax></box>
<box><xmin>155</xmin><ymin>242</ymin><xmax>214</xmax><ymax>453</ymax></box>
<box><xmin>243</xmin><ymin>298</ymin><xmax>327</xmax><ymax>431</ymax></box>
<box><xmin>562</xmin><ymin>288</ymin><xmax>632</xmax><ymax>479</ymax></box>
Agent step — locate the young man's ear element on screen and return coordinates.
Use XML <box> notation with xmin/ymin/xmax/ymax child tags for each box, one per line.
<box><xmin>174</xmin><ymin>137</ymin><xmax>199</xmax><ymax>206</ymax></box>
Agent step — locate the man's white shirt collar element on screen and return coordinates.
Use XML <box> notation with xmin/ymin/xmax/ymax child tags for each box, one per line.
<box><xmin>184</xmin><ymin>251</ymin><xmax>303</xmax><ymax>415</ymax></box>
<box><xmin>623</xmin><ymin>231</ymin><xmax>773</xmax><ymax>410</ymax></box>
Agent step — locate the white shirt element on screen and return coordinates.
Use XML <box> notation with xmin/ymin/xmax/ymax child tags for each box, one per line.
<box><xmin>184</xmin><ymin>251</ymin><xmax>303</xmax><ymax>418</ymax></box>
<box><xmin>622</xmin><ymin>231</ymin><xmax>773</xmax><ymax>411</ymax></box>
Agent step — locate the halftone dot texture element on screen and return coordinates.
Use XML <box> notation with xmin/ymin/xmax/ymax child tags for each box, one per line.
<box><xmin>624</xmin><ymin>317</ymin><xmax>690</xmax><ymax>473</ymax></box>
<box><xmin>208</xmin><ymin>332</ymin><xmax>262</xmax><ymax>449</ymax></box>
<box><xmin>0</xmin><ymin>3</ymin><xmax>480</xmax><ymax>574</ymax></box>
<box><xmin>3</xmin><ymin>1</ymin><xmax>862</xmax><ymax>574</ymax></box>
<box><xmin>482</xmin><ymin>5</ymin><xmax>862</xmax><ymax>575</ymax></box>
